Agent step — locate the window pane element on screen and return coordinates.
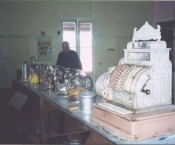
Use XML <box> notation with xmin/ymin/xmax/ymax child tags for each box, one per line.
<box><xmin>63</xmin><ymin>22</ymin><xmax>76</xmax><ymax>51</ymax></box>
<box><xmin>62</xmin><ymin>21</ymin><xmax>93</xmax><ymax>72</ymax></box>
<box><xmin>80</xmin><ymin>23</ymin><xmax>92</xmax><ymax>72</ymax></box>
<box><xmin>80</xmin><ymin>23</ymin><xmax>92</xmax><ymax>47</ymax></box>
<box><xmin>80</xmin><ymin>47</ymin><xmax>92</xmax><ymax>72</ymax></box>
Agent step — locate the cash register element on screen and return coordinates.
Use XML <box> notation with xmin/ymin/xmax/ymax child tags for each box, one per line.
<box><xmin>93</xmin><ymin>22</ymin><xmax>175</xmax><ymax>141</ymax></box>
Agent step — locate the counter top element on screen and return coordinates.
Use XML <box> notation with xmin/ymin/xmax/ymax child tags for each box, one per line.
<box><xmin>13</xmin><ymin>80</ymin><xmax>175</xmax><ymax>144</ymax></box>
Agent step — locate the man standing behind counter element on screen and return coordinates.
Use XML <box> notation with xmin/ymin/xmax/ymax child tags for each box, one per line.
<box><xmin>56</xmin><ymin>41</ymin><xmax>82</xmax><ymax>70</ymax></box>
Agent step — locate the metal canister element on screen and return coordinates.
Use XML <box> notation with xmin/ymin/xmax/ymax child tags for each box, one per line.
<box><xmin>22</xmin><ymin>61</ymin><xmax>29</xmax><ymax>81</ymax></box>
<box><xmin>79</xmin><ymin>91</ymin><xmax>96</xmax><ymax>113</ymax></box>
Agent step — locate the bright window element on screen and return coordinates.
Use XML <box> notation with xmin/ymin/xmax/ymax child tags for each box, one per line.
<box><xmin>63</xmin><ymin>22</ymin><xmax>76</xmax><ymax>51</ymax></box>
<box><xmin>80</xmin><ymin>23</ymin><xmax>93</xmax><ymax>72</ymax></box>
<box><xmin>63</xmin><ymin>21</ymin><xmax>93</xmax><ymax>72</ymax></box>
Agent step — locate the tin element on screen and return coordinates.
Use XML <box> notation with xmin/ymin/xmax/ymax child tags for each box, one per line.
<box><xmin>79</xmin><ymin>91</ymin><xmax>96</xmax><ymax>113</ymax></box>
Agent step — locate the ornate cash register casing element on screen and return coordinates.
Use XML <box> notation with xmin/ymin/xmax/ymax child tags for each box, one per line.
<box><xmin>96</xmin><ymin>22</ymin><xmax>172</xmax><ymax>110</ymax></box>
<box><xmin>93</xmin><ymin>22</ymin><xmax>175</xmax><ymax>140</ymax></box>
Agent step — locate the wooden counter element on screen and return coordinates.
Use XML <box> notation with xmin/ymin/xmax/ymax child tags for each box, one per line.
<box><xmin>12</xmin><ymin>80</ymin><xmax>175</xmax><ymax>144</ymax></box>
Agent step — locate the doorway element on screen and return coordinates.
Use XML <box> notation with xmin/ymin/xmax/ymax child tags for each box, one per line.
<box><xmin>157</xmin><ymin>21</ymin><xmax>174</xmax><ymax>103</ymax></box>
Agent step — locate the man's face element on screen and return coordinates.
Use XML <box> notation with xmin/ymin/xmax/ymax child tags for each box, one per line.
<box><xmin>62</xmin><ymin>42</ymin><xmax>69</xmax><ymax>52</ymax></box>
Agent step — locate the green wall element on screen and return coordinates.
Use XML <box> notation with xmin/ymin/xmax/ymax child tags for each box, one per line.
<box><xmin>0</xmin><ymin>0</ymin><xmax>153</xmax><ymax>88</ymax></box>
<box><xmin>94</xmin><ymin>1</ymin><xmax>153</xmax><ymax>79</ymax></box>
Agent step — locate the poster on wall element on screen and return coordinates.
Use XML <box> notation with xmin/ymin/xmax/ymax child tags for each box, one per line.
<box><xmin>37</xmin><ymin>36</ymin><xmax>52</xmax><ymax>61</ymax></box>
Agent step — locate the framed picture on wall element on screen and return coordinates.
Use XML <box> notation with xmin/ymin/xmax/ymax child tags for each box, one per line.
<box><xmin>37</xmin><ymin>36</ymin><xmax>52</xmax><ymax>61</ymax></box>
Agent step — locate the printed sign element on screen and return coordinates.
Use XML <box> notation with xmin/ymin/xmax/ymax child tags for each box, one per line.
<box><xmin>37</xmin><ymin>36</ymin><xmax>52</xmax><ymax>61</ymax></box>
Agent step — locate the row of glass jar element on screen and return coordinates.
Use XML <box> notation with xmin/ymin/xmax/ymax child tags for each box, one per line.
<box><xmin>30</xmin><ymin>64</ymin><xmax>93</xmax><ymax>93</ymax></box>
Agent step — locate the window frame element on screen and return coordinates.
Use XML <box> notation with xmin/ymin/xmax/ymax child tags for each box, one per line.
<box><xmin>61</xmin><ymin>19</ymin><xmax>95</xmax><ymax>73</ymax></box>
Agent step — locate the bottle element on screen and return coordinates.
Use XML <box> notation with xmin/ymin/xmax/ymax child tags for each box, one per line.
<box><xmin>22</xmin><ymin>61</ymin><xmax>29</xmax><ymax>81</ymax></box>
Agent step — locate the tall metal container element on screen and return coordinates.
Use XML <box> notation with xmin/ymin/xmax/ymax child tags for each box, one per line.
<box><xmin>79</xmin><ymin>91</ymin><xmax>96</xmax><ymax>113</ymax></box>
<box><xmin>22</xmin><ymin>61</ymin><xmax>29</xmax><ymax>81</ymax></box>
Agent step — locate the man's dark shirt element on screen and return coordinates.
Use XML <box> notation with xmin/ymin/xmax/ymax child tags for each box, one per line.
<box><xmin>56</xmin><ymin>50</ymin><xmax>82</xmax><ymax>70</ymax></box>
